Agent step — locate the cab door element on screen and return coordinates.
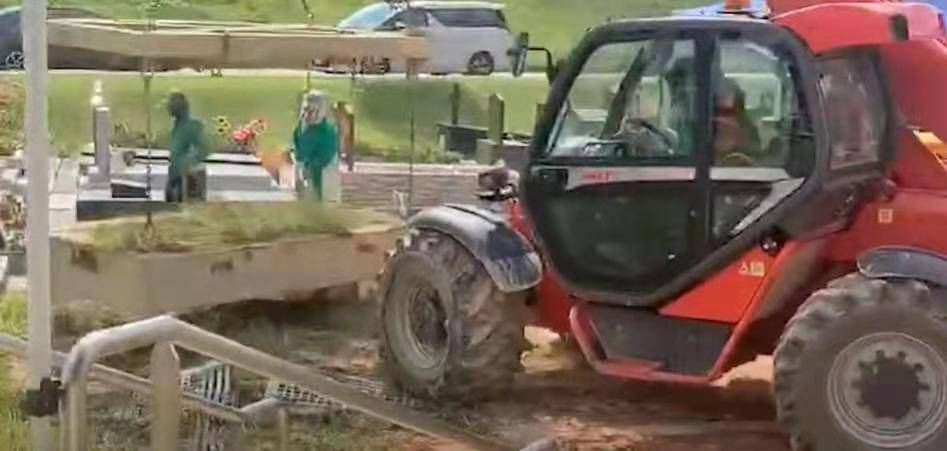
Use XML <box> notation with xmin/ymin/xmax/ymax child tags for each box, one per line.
<box><xmin>522</xmin><ymin>21</ymin><xmax>823</xmax><ymax>307</ymax></box>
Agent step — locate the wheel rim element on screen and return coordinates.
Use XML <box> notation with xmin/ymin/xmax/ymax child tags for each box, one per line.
<box><xmin>828</xmin><ymin>332</ymin><xmax>947</xmax><ymax>448</ymax></box>
<box><xmin>393</xmin><ymin>275</ymin><xmax>449</xmax><ymax>371</ymax></box>
<box><xmin>4</xmin><ymin>51</ymin><xmax>24</xmax><ymax>69</ymax></box>
<box><xmin>470</xmin><ymin>54</ymin><xmax>492</xmax><ymax>74</ymax></box>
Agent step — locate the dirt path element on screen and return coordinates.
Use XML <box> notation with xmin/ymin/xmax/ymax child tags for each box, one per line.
<box><xmin>57</xmin><ymin>291</ymin><xmax>790</xmax><ymax>450</ymax></box>
<box><xmin>177</xmin><ymin>296</ymin><xmax>791</xmax><ymax>451</ymax></box>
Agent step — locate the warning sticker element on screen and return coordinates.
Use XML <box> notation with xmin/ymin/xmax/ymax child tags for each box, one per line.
<box><xmin>878</xmin><ymin>208</ymin><xmax>894</xmax><ymax>224</ymax></box>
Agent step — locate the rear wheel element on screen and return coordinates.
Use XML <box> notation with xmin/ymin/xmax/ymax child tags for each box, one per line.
<box><xmin>379</xmin><ymin>229</ymin><xmax>529</xmax><ymax>401</ymax></box>
<box><xmin>467</xmin><ymin>52</ymin><xmax>495</xmax><ymax>76</ymax></box>
<box><xmin>3</xmin><ymin>51</ymin><xmax>24</xmax><ymax>70</ymax></box>
<box><xmin>775</xmin><ymin>273</ymin><xmax>947</xmax><ymax>451</ymax></box>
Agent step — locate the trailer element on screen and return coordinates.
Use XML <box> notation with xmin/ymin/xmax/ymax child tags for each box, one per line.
<box><xmin>49</xmin><ymin>205</ymin><xmax>403</xmax><ymax>318</ymax></box>
<box><xmin>46</xmin><ymin>18</ymin><xmax>428</xmax><ymax>70</ymax></box>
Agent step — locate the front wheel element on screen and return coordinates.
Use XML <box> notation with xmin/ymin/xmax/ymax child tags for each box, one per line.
<box><xmin>378</xmin><ymin>229</ymin><xmax>529</xmax><ymax>401</ymax></box>
<box><xmin>775</xmin><ymin>274</ymin><xmax>947</xmax><ymax>451</ymax></box>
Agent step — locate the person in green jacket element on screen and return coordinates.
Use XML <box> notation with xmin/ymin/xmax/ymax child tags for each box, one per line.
<box><xmin>165</xmin><ymin>91</ymin><xmax>209</xmax><ymax>203</ymax></box>
<box><xmin>292</xmin><ymin>90</ymin><xmax>338</xmax><ymax>200</ymax></box>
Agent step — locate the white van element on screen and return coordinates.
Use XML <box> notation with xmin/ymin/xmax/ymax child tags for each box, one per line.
<box><xmin>338</xmin><ymin>1</ymin><xmax>514</xmax><ymax>75</ymax></box>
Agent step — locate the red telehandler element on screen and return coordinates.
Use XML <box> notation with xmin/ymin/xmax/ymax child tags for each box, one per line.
<box><xmin>379</xmin><ymin>1</ymin><xmax>947</xmax><ymax>449</ymax></box>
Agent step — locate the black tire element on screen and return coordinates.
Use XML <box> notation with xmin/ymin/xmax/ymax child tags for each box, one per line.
<box><xmin>378</xmin><ymin>228</ymin><xmax>529</xmax><ymax>401</ymax></box>
<box><xmin>774</xmin><ymin>273</ymin><xmax>947</xmax><ymax>451</ymax></box>
<box><xmin>467</xmin><ymin>51</ymin><xmax>495</xmax><ymax>76</ymax></box>
<box><xmin>3</xmin><ymin>51</ymin><xmax>23</xmax><ymax>70</ymax></box>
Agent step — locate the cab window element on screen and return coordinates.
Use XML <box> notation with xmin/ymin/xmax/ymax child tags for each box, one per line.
<box><xmin>546</xmin><ymin>37</ymin><xmax>698</xmax><ymax>165</ymax></box>
<box><xmin>818</xmin><ymin>55</ymin><xmax>887</xmax><ymax>169</ymax></box>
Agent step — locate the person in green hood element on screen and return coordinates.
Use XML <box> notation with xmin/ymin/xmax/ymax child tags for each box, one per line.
<box><xmin>165</xmin><ymin>91</ymin><xmax>209</xmax><ymax>202</ymax></box>
<box><xmin>292</xmin><ymin>90</ymin><xmax>338</xmax><ymax>200</ymax></box>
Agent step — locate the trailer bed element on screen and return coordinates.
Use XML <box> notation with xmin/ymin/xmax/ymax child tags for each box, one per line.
<box><xmin>50</xmin><ymin>209</ymin><xmax>402</xmax><ymax>317</ymax></box>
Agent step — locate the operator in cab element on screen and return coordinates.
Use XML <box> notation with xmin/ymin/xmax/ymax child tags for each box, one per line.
<box><xmin>165</xmin><ymin>91</ymin><xmax>209</xmax><ymax>203</ymax></box>
<box><xmin>712</xmin><ymin>77</ymin><xmax>760</xmax><ymax>166</ymax></box>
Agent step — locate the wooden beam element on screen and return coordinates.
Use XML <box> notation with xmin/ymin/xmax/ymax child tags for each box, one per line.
<box><xmin>48</xmin><ymin>19</ymin><xmax>428</xmax><ymax>69</ymax></box>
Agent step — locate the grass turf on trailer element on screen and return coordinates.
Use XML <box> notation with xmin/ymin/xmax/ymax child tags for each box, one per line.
<box><xmin>72</xmin><ymin>201</ymin><xmax>396</xmax><ymax>253</ymax></box>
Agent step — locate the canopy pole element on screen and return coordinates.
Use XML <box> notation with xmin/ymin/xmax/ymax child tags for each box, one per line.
<box><xmin>407</xmin><ymin>59</ymin><xmax>418</xmax><ymax>211</ymax></box>
<box><xmin>22</xmin><ymin>0</ymin><xmax>53</xmax><ymax>448</ymax></box>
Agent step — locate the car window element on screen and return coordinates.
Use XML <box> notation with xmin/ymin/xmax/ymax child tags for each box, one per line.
<box><xmin>0</xmin><ymin>12</ymin><xmax>17</xmax><ymax>29</ymax></box>
<box><xmin>428</xmin><ymin>8</ymin><xmax>508</xmax><ymax>29</ymax></box>
<box><xmin>338</xmin><ymin>3</ymin><xmax>396</xmax><ymax>29</ymax></box>
<box><xmin>380</xmin><ymin>7</ymin><xmax>429</xmax><ymax>29</ymax></box>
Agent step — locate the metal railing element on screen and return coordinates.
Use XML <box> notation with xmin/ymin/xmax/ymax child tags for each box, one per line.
<box><xmin>0</xmin><ymin>333</ymin><xmax>245</xmax><ymax>423</ymax></box>
<box><xmin>59</xmin><ymin>315</ymin><xmax>511</xmax><ymax>451</ymax></box>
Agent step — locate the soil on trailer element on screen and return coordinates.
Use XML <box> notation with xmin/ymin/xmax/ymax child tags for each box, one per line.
<box><xmin>65</xmin><ymin>290</ymin><xmax>789</xmax><ymax>450</ymax></box>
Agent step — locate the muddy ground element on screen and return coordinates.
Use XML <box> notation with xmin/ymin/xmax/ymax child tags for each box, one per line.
<box><xmin>67</xmin><ymin>292</ymin><xmax>790</xmax><ymax>451</ymax></box>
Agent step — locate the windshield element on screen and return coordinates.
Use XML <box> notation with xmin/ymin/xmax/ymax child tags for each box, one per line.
<box><xmin>338</xmin><ymin>3</ymin><xmax>397</xmax><ymax>29</ymax></box>
<box><xmin>546</xmin><ymin>37</ymin><xmax>699</xmax><ymax>162</ymax></box>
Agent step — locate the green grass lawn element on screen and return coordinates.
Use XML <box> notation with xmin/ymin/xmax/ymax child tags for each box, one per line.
<box><xmin>0</xmin><ymin>0</ymin><xmax>706</xmax><ymax>57</ymax></box>
<box><xmin>0</xmin><ymin>0</ymin><xmax>708</xmax><ymax>160</ymax></box>
<box><xmin>0</xmin><ymin>295</ymin><xmax>28</xmax><ymax>451</ymax></box>
<box><xmin>3</xmin><ymin>71</ymin><xmax>549</xmax><ymax>160</ymax></box>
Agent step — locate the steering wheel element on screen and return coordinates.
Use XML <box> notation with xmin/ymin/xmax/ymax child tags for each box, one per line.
<box><xmin>720</xmin><ymin>152</ymin><xmax>754</xmax><ymax>167</ymax></box>
<box><xmin>614</xmin><ymin>118</ymin><xmax>676</xmax><ymax>155</ymax></box>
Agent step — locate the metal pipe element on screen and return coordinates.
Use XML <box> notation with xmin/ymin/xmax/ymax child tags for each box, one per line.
<box><xmin>66</xmin><ymin>373</ymin><xmax>89</xmax><ymax>451</ymax></box>
<box><xmin>22</xmin><ymin>0</ymin><xmax>53</xmax><ymax>448</ymax></box>
<box><xmin>0</xmin><ymin>333</ymin><xmax>244</xmax><ymax>422</ymax></box>
<box><xmin>151</xmin><ymin>342</ymin><xmax>181</xmax><ymax>451</ymax></box>
<box><xmin>61</xmin><ymin>316</ymin><xmax>180</xmax><ymax>385</ymax></box>
<box><xmin>60</xmin><ymin>316</ymin><xmax>512</xmax><ymax>451</ymax></box>
<box><xmin>277</xmin><ymin>408</ymin><xmax>289</xmax><ymax>451</ymax></box>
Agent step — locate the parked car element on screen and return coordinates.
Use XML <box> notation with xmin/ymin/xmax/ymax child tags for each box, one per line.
<box><xmin>337</xmin><ymin>1</ymin><xmax>514</xmax><ymax>75</ymax></box>
<box><xmin>0</xmin><ymin>6</ymin><xmax>142</xmax><ymax>71</ymax></box>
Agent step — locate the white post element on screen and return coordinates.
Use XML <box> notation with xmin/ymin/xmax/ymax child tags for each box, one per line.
<box><xmin>22</xmin><ymin>0</ymin><xmax>53</xmax><ymax>449</ymax></box>
<box><xmin>150</xmin><ymin>342</ymin><xmax>181</xmax><ymax>451</ymax></box>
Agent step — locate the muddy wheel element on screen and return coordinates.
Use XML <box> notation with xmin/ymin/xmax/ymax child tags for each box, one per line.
<box><xmin>775</xmin><ymin>273</ymin><xmax>947</xmax><ymax>451</ymax></box>
<box><xmin>379</xmin><ymin>229</ymin><xmax>529</xmax><ymax>401</ymax></box>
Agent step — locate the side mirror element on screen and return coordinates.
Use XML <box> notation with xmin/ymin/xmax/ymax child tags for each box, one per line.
<box><xmin>477</xmin><ymin>165</ymin><xmax>520</xmax><ymax>201</ymax></box>
<box><xmin>508</xmin><ymin>32</ymin><xmax>530</xmax><ymax>77</ymax></box>
<box><xmin>508</xmin><ymin>32</ymin><xmax>558</xmax><ymax>83</ymax></box>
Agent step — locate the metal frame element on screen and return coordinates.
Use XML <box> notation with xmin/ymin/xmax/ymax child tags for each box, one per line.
<box><xmin>22</xmin><ymin>0</ymin><xmax>53</xmax><ymax>448</ymax></box>
<box><xmin>59</xmin><ymin>315</ymin><xmax>511</xmax><ymax>451</ymax></box>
